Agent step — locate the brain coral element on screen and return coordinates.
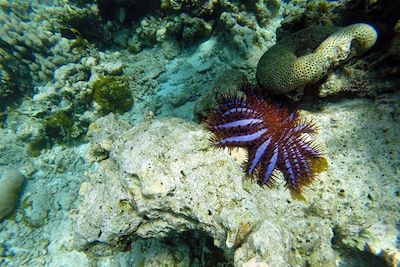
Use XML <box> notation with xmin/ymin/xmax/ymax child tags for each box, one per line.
<box><xmin>256</xmin><ymin>23</ymin><xmax>378</xmax><ymax>95</ymax></box>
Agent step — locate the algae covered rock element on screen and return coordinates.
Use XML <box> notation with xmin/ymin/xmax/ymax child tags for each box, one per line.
<box><xmin>256</xmin><ymin>23</ymin><xmax>378</xmax><ymax>95</ymax></box>
<box><xmin>27</xmin><ymin>111</ymin><xmax>76</xmax><ymax>157</ymax></box>
<box><xmin>92</xmin><ymin>75</ymin><xmax>133</xmax><ymax>114</ymax></box>
<box><xmin>0</xmin><ymin>166</ymin><xmax>25</xmax><ymax>220</ymax></box>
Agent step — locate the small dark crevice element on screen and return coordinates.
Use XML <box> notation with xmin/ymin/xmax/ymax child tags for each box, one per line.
<box><xmin>97</xmin><ymin>0</ymin><xmax>160</xmax><ymax>24</ymax></box>
<box><xmin>331</xmin><ymin>226</ymin><xmax>389</xmax><ymax>267</ymax></box>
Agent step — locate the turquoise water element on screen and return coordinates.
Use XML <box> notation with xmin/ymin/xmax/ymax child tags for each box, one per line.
<box><xmin>0</xmin><ymin>1</ymin><xmax>399</xmax><ymax>266</ymax></box>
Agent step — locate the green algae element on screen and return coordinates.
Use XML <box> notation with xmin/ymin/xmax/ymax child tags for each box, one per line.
<box><xmin>27</xmin><ymin>137</ymin><xmax>47</xmax><ymax>157</ymax></box>
<box><xmin>128</xmin><ymin>43</ymin><xmax>141</xmax><ymax>53</ymax></box>
<box><xmin>44</xmin><ymin>111</ymin><xmax>74</xmax><ymax>139</ymax></box>
<box><xmin>92</xmin><ymin>75</ymin><xmax>133</xmax><ymax>114</ymax></box>
<box><xmin>27</xmin><ymin>111</ymin><xmax>74</xmax><ymax>157</ymax></box>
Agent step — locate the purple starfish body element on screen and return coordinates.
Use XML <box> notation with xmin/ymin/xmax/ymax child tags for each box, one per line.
<box><xmin>206</xmin><ymin>87</ymin><xmax>327</xmax><ymax>193</ymax></box>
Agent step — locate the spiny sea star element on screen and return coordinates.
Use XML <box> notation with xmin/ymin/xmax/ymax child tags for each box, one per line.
<box><xmin>206</xmin><ymin>84</ymin><xmax>327</xmax><ymax>194</ymax></box>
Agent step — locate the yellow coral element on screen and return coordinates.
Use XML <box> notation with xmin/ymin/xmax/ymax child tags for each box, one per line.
<box><xmin>256</xmin><ymin>23</ymin><xmax>378</xmax><ymax>94</ymax></box>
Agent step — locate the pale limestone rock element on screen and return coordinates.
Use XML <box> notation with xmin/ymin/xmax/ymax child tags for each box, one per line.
<box><xmin>76</xmin><ymin>115</ymin><xmax>285</xmax><ymax>264</ymax></box>
<box><xmin>73</xmin><ymin>98</ymin><xmax>400</xmax><ymax>266</ymax></box>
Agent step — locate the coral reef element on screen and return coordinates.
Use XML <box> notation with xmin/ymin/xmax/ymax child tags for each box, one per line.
<box><xmin>127</xmin><ymin>13</ymin><xmax>213</xmax><ymax>50</ymax></box>
<box><xmin>27</xmin><ymin>111</ymin><xmax>75</xmax><ymax>156</ymax></box>
<box><xmin>0</xmin><ymin>1</ymin><xmax>90</xmax><ymax>108</ymax></box>
<box><xmin>256</xmin><ymin>23</ymin><xmax>378</xmax><ymax>95</ymax></box>
<box><xmin>318</xmin><ymin>66</ymin><xmax>375</xmax><ymax>97</ymax></box>
<box><xmin>160</xmin><ymin>0</ymin><xmax>218</xmax><ymax>18</ymax></box>
<box><xmin>319</xmin><ymin>18</ymin><xmax>400</xmax><ymax>97</ymax></box>
<box><xmin>12</xmin><ymin>53</ymin><xmax>133</xmax><ymax>156</ymax></box>
<box><xmin>0</xmin><ymin>0</ymin><xmax>105</xmax><ymax>147</ymax></box>
<box><xmin>56</xmin><ymin>4</ymin><xmax>104</xmax><ymax>46</ymax></box>
<box><xmin>218</xmin><ymin>5</ymin><xmax>283</xmax><ymax>60</ymax></box>
<box><xmin>94</xmin><ymin>0</ymin><xmax>283</xmax><ymax>59</ymax></box>
<box><xmin>0</xmin><ymin>0</ymin><xmax>399</xmax><ymax>266</ymax></box>
<box><xmin>282</xmin><ymin>0</ymin><xmax>344</xmax><ymax>28</ymax></box>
